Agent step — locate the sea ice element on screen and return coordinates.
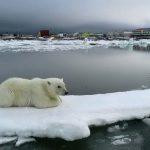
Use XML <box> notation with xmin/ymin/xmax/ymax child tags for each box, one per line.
<box><xmin>0</xmin><ymin>89</ymin><xmax>150</xmax><ymax>146</ymax></box>
<box><xmin>107</xmin><ymin>123</ymin><xmax>128</xmax><ymax>133</ymax></box>
<box><xmin>0</xmin><ymin>137</ymin><xmax>17</xmax><ymax>145</ymax></box>
<box><xmin>0</xmin><ymin>40</ymin><xmax>93</xmax><ymax>52</ymax></box>
<box><xmin>15</xmin><ymin>137</ymin><xmax>36</xmax><ymax>147</ymax></box>
<box><xmin>109</xmin><ymin>135</ymin><xmax>131</xmax><ymax>145</ymax></box>
<box><xmin>0</xmin><ymin>39</ymin><xmax>150</xmax><ymax>52</ymax></box>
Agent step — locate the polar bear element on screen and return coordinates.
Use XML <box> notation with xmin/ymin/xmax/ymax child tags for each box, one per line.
<box><xmin>0</xmin><ymin>78</ymin><xmax>68</xmax><ymax>108</ymax></box>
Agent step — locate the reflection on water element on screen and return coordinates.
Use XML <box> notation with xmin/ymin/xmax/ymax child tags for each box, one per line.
<box><xmin>1</xmin><ymin>47</ymin><xmax>150</xmax><ymax>149</ymax></box>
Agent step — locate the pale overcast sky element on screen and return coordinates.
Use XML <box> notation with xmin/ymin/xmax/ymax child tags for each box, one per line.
<box><xmin>0</xmin><ymin>0</ymin><xmax>150</xmax><ymax>33</ymax></box>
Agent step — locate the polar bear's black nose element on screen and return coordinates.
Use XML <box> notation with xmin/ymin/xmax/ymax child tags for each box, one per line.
<box><xmin>65</xmin><ymin>91</ymin><xmax>68</xmax><ymax>95</ymax></box>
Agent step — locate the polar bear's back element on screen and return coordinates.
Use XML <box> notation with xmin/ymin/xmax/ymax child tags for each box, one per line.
<box><xmin>1</xmin><ymin>78</ymin><xmax>31</xmax><ymax>90</ymax></box>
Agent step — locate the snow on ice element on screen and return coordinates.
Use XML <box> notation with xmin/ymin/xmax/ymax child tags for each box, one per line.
<box><xmin>0</xmin><ymin>89</ymin><xmax>150</xmax><ymax>146</ymax></box>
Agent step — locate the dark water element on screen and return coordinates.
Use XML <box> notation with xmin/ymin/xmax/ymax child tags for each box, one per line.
<box><xmin>1</xmin><ymin>47</ymin><xmax>150</xmax><ymax>149</ymax></box>
<box><xmin>1</xmin><ymin>48</ymin><xmax>150</xmax><ymax>94</ymax></box>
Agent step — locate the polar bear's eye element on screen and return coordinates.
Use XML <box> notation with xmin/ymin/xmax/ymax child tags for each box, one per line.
<box><xmin>58</xmin><ymin>86</ymin><xmax>61</xmax><ymax>88</ymax></box>
<box><xmin>47</xmin><ymin>81</ymin><xmax>51</xmax><ymax>85</ymax></box>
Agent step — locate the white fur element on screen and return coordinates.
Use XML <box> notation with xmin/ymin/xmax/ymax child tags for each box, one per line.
<box><xmin>0</xmin><ymin>78</ymin><xmax>68</xmax><ymax>108</ymax></box>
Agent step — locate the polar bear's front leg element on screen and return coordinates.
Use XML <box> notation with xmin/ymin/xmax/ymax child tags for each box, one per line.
<box><xmin>58</xmin><ymin>96</ymin><xmax>62</xmax><ymax>103</ymax></box>
<box><xmin>32</xmin><ymin>96</ymin><xmax>60</xmax><ymax>108</ymax></box>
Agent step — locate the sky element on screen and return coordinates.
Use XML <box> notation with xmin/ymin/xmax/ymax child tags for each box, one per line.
<box><xmin>0</xmin><ymin>0</ymin><xmax>150</xmax><ymax>33</ymax></box>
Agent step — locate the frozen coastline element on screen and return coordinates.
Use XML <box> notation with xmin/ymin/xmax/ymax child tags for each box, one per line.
<box><xmin>0</xmin><ymin>89</ymin><xmax>150</xmax><ymax>146</ymax></box>
<box><xmin>0</xmin><ymin>39</ymin><xmax>150</xmax><ymax>52</ymax></box>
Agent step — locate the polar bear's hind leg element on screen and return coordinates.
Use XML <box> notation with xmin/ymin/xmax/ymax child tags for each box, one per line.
<box><xmin>0</xmin><ymin>87</ymin><xmax>14</xmax><ymax>107</ymax></box>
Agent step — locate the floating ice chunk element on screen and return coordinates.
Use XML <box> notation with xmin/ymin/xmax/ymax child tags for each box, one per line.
<box><xmin>141</xmin><ymin>85</ymin><xmax>148</xmax><ymax>90</ymax></box>
<box><xmin>107</xmin><ymin>123</ymin><xmax>128</xmax><ymax>133</ymax></box>
<box><xmin>107</xmin><ymin>125</ymin><xmax>121</xmax><ymax>133</ymax></box>
<box><xmin>15</xmin><ymin>137</ymin><xmax>36</xmax><ymax>147</ymax></box>
<box><xmin>142</xmin><ymin>118</ymin><xmax>150</xmax><ymax>125</ymax></box>
<box><xmin>111</xmin><ymin>135</ymin><xmax>128</xmax><ymax>140</ymax></box>
<box><xmin>111</xmin><ymin>138</ymin><xmax>131</xmax><ymax>145</ymax></box>
<box><xmin>110</xmin><ymin>135</ymin><xmax>131</xmax><ymax>145</ymax></box>
<box><xmin>0</xmin><ymin>137</ymin><xmax>17</xmax><ymax>145</ymax></box>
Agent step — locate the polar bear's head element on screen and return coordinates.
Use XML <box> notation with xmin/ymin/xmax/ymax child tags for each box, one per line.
<box><xmin>45</xmin><ymin>78</ymin><xmax>68</xmax><ymax>96</ymax></box>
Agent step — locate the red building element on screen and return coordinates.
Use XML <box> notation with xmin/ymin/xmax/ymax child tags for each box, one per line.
<box><xmin>39</xmin><ymin>30</ymin><xmax>50</xmax><ymax>37</ymax></box>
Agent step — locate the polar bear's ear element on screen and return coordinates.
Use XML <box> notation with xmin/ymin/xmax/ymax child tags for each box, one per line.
<box><xmin>47</xmin><ymin>81</ymin><xmax>51</xmax><ymax>85</ymax></box>
<box><xmin>61</xmin><ymin>78</ymin><xmax>64</xmax><ymax>81</ymax></box>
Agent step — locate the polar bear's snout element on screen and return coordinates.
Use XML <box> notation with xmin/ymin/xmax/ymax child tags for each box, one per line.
<box><xmin>59</xmin><ymin>86</ymin><xmax>68</xmax><ymax>95</ymax></box>
<box><xmin>65</xmin><ymin>91</ymin><xmax>68</xmax><ymax>95</ymax></box>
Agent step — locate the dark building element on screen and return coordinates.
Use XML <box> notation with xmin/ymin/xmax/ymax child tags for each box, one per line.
<box><xmin>132</xmin><ymin>28</ymin><xmax>150</xmax><ymax>39</ymax></box>
<box><xmin>39</xmin><ymin>30</ymin><xmax>50</xmax><ymax>37</ymax></box>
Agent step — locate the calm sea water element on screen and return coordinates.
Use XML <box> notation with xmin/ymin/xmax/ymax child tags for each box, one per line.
<box><xmin>1</xmin><ymin>47</ymin><xmax>150</xmax><ymax>149</ymax></box>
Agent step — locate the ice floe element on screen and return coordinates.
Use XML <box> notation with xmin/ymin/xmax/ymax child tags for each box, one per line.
<box><xmin>142</xmin><ymin>118</ymin><xmax>150</xmax><ymax>126</ymax></box>
<box><xmin>0</xmin><ymin>89</ymin><xmax>150</xmax><ymax>146</ymax></box>
<box><xmin>15</xmin><ymin>137</ymin><xmax>36</xmax><ymax>147</ymax></box>
<box><xmin>107</xmin><ymin>123</ymin><xmax>128</xmax><ymax>133</ymax></box>
<box><xmin>0</xmin><ymin>137</ymin><xmax>17</xmax><ymax>145</ymax></box>
<box><xmin>110</xmin><ymin>135</ymin><xmax>131</xmax><ymax>145</ymax></box>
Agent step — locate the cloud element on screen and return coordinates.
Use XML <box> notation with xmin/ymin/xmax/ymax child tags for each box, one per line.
<box><xmin>0</xmin><ymin>0</ymin><xmax>150</xmax><ymax>33</ymax></box>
